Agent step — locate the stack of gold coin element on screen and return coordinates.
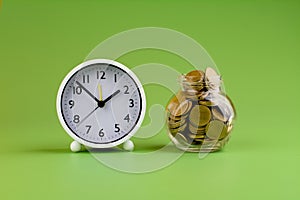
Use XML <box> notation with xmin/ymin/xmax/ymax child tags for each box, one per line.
<box><xmin>166</xmin><ymin>68</ymin><xmax>235</xmax><ymax>152</ymax></box>
<box><xmin>166</xmin><ymin>92</ymin><xmax>192</xmax><ymax>138</ymax></box>
<box><xmin>205</xmin><ymin>67</ymin><xmax>222</xmax><ymax>91</ymax></box>
<box><xmin>179</xmin><ymin>68</ymin><xmax>222</xmax><ymax>101</ymax></box>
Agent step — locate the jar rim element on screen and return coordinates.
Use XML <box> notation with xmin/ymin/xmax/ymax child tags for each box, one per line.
<box><xmin>178</xmin><ymin>74</ymin><xmax>222</xmax><ymax>84</ymax></box>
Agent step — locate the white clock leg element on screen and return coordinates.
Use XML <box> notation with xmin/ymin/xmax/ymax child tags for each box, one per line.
<box><xmin>70</xmin><ymin>140</ymin><xmax>82</xmax><ymax>152</ymax></box>
<box><xmin>123</xmin><ymin>140</ymin><xmax>134</xmax><ymax>151</ymax></box>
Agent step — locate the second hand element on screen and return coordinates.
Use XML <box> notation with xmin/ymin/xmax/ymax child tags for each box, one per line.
<box><xmin>98</xmin><ymin>83</ymin><xmax>103</xmax><ymax>101</ymax></box>
<box><xmin>78</xmin><ymin>83</ymin><xmax>103</xmax><ymax>126</ymax></box>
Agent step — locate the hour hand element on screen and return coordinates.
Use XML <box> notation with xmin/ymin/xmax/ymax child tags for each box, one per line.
<box><xmin>103</xmin><ymin>90</ymin><xmax>120</xmax><ymax>104</ymax></box>
<box><xmin>75</xmin><ymin>81</ymin><xmax>100</xmax><ymax>103</ymax></box>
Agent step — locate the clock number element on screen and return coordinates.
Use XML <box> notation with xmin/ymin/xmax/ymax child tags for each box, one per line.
<box><xmin>82</xmin><ymin>74</ymin><xmax>90</xmax><ymax>84</ymax></box>
<box><xmin>85</xmin><ymin>125</ymin><xmax>92</xmax><ymax>134</ymax></box>
<box><xmin>129</xmin><ymin>99</ymin><xmax>134</xmax><ymax>107</ymax></box>
<box><xmin>72</xmin><ymin>86</ymin><xmax>82</xmax><ymax>95</ymax></box>
<box><xmin>114</xmin><ymin>74</ymin><xmax>117</xmax><ymax>82</ymax></box>
<box><xmin>97</xmin><ymin>71</ymin><xmax>106</xmax><ymax>79</ymax></box>
<box><xmin>114</xmin><ymin>124</ymin><xmax>120</xmax><ymax>133</ymax></box>
<box><xmin>124</xmin><ymin>114</ymin><xmax>130</xmax><ymax>123</ymax></box>
<box><xmin>99</xmin><ymin>129</ymin><xmax>105</xmax><ymax>137</ymax></box>
<box><xmin>73</xmin><ymin>115</ymin><xmax>80</xmax><ymax>123</ymax></box>
<box><xmin>123</xmin><ymin>85</ymin><xmax>129</xmax><ymax>94</ymax></box>
<box><xmin>69</xmin><ymin>100</ymin><xmax>75</xmax><ymax>109</ymax></box>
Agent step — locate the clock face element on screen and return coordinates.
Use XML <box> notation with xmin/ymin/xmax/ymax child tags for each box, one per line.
<box><xmin>58</xmin><ymin>60</ymin><xmax>145</xmax><ymax>147</ymax></box>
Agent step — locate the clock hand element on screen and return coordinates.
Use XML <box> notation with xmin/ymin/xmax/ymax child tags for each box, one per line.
<box><xmin>103</xmin><ymin>90</ymin><xmax>121</xmax><ymax>104</ymax></box>
<box><xmin>76</xmin><ymin>81</ymin><xmax>100</xmax><ymax>104</ymax></box>
<box><xmin>98</xmin><ymin>84</ymin><xmax>103</xmax><ymax>101</ymax></box>
<box><xmin>78</xmin><ymin>106</ymin><xmax>99</xmax><ymax>126</ymax></box>
<box><xmin>77</xmin><ymin>89</ymin><xmax>120</xmax><ymax>126</ymax></box>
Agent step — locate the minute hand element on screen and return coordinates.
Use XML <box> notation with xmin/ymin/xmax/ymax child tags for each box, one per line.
<box><xmin>76</xmin><ymin>81</ymin><xmax>100</xmax><ymax>103</ymax></box>
<box><xmin>103</xmin><ymin>90</ymin><xmax>121</xmax><ymax>104</ymax></box>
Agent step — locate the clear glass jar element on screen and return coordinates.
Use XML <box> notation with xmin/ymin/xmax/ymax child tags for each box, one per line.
<box><xmin>166</xmin><ymin>68</ymin><xmax>236</xmax><ymax>152</ymax></box>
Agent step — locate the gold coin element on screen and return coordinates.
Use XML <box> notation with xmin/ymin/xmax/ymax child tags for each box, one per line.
<box><xmin>189</xmin><ymin>122</ymin><xmax>206</xmax><ymax>130</ymax></box>
<box><xmin>184</xmin><ymin>94</ymin><xmax>203</xmax><ymax>101</ymax></box>
<box><xmin>212</xmin><ymin>99</ymin><xmax>234</xmax><ymax>123</ymax></box>
<box><xmin>183</xmin><ymin>82</ymin><xmax>205</xmax><ymax>88</ymax></box>
<box><xmin>205</xmin><ymin>120</ymin><xmax>228</xmax><ymax>140</ymax></box>
<box><xmin>185</xmin><ymin>70</ymin><xmax>205</xmax><ymax>82</ymax></box>
<box><xmin>198</xmin><ymin>93</ymin><xmax>219</xmax><ymax>106</ymax></box>
<box><xmin>194</xmin><ymin>138</ymin><xmax>205</xmax><ymax>142</ymax></box>
<box><xmin>174</xmin><ymin>132</ymin><xmax>188</xmax><ymax>143</ymax></box>
<box><xmin>188</xmin><ymin>123</ymin><xmax>206</xmax><ymax>134</ymax></box>
<box><xmin>205</xmin><ymin>67</ymin><xmax>218</xmax><ymax>77</ymax></box>
<box><xmin>182</xmin><ymin>82</ymin><xmax>205</xmax><ymax>91</ymax></box>
<box><xmin>183</xmin><ymin>87</ymin><xmax>205</xmax><ymax>92</ymax></box>
<box><xmin>205</xmin><ymin>67</ymin><xmax>221</xmax><ymax>86</ymax></box>
<box><xmin>205</xmin><ymin>85</ymin><xmax>221</xmax><ymax>93</ymax></box>
<box><xmin>170</xmin><ymin>100</ymin><xmax>192</xmax><ymax>117</ymax></box>
<box><xmin>199</xmin><ymin>99</ymin><xmax>215</xmax><ymax>107</ymax></box>
<box><xmin>184</xmin><ymin>100</ymin><xmax>193</xmax><ymax>114</ymax></box>
<box><xmin>189</xmin><ymin>105</ymin><xmax>211</xmax><ymax>127</ymax></box>
<box><xmin>189</xmin><ymin>130</ymin><xmax>206</xmax><ymax>136</ymax></box>
<box><xmin>197</xmin><ymin>92</ymin><xmax>209</xmax><ymax>100</ymax></box>
<box><xmin>212</xmin><ymin>106</ymin><xmax>227</xmax><ymax>122</ymax></box>
<box><xmin>168</xmin><ymin>101</ymin><xmax>191</xmax><ymax>120</ymax></box>
<box><xmin>168</xmin><ymin>119</ymin><xmax>185</xmax><ymax>129</ymax></box>
<box><xmin>169</xmin><ymin>123</ymin><xmax>187</xmax><ymax>135</ymax></box>
<box><xmin>184</xmin><ymin>91</ymin><xmax>208</xmax><ymax>102</ymax></box>
<box><xmin>181</xmin><ymin>80</ymin><xmax>205</xmax><ymax>86</ymax></box>
<box><xmin>188</xmin><ymin>133</ymin><xmax>206</xmax><ymax>139</ymax></box>
<box><xmin>183</xmin><ymin>89</ymin><xmax>200</xmax><ymax>96</ymax></box>
<box><xmin>191</xmin><ymin>139</ymin><xmax>205</xmax><ymax>145</ymax></box>
<box><xmin>168</xmin><ymin>113</ymin><xmax>188</xmax><ymax>122</ymax></box>
<box><xmin>184</xmin><ymin>95</ymin><xmax>199</xmax><ymax>101</ymax></box>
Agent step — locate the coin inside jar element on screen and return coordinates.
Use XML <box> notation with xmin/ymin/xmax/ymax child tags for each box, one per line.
<box><xmin>168</xmin><ymin>119</ymin><xmax>184</xmax><ymax>129</ymax></box>
<box><xmin>205</xmin><ymin>120</ymin><xmax>228</xmax><ymax>140</ymax></box>
<box><xmin>198</xmin><ymin>93</ymin><xmax>219</xmax><ymax>106</ymax></box>
<box><xmin>205</xmin><ymin>67</ymin><xmax>221</xmax><ymax>87</ymax></box>
<box><xmin>169</xmin><ymin>122</ymin><xmax>187</xmax><ymax>135</ymax></box>
<box><xmin>185</xmin><ymin>70</ymin><xmax>205</xmax><ymax>82</ymax></box>
<box><xmin>174</xmin><ymin>132</ymin><xmax>188</xmax><ymax>144</ymax></box>
<box><xmin>189</xmin><ymin>105</ymin><xmax>211</xmax><ymax>127</ymax></box>
<box><xmin>170</xmin><ymin>100</ymin><xmax>192</xmax><ymax>117</ymax></box>
<box><xmin>212</xmin><ymin>106</ymin><xmax>228</xmax><ymax>122</ymax></box>
<box><xmin>188</xmin><ymin>133</ymin><xmax>206</xmax><ymax>139</ymax></box>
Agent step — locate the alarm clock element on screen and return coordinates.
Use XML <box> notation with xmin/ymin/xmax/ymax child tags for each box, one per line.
<box><xmin>56</xmin><ymin>59</ymin><xmax>146</xmax><ymax>152</ymax></box>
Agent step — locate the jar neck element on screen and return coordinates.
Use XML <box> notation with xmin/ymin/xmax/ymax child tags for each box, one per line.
<box><xmin>179</xmin><ymin>75</ymin><xmax>221</xmax><ymax>93</ymax></box>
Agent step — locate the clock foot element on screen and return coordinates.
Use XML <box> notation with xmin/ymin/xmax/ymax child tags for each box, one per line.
<box><xmin>123</xmin><ymin>140</ymin><xmax>134</xmax><ymax>151</ymax></box>
<box><xmin>70</xmin><ymin>141</ymin><xmax>82</xmax><ymax>152</ymax></box>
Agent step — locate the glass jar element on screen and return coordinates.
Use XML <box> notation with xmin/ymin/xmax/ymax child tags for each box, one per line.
<box><xmin>166</xmin><ymin>68</ymin><xmax>236</xmax><ymax>152</ymax></box>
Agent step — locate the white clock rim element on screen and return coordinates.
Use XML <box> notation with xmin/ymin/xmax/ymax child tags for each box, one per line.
<box><xmin>56</xmin><ymin>59</ymin><xmax>146</xmax><ymax>148</ymax></box>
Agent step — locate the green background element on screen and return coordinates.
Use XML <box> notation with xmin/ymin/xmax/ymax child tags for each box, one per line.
<box><xmin>1</xmin><ymin>0</ymin><xmax>300</xmax><ymax>199</ymax></box>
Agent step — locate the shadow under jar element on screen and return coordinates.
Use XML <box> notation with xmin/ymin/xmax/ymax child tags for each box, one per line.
<box><xmin>166</xmin><ymin>68</ymin><xmax>236</xmax><ymax>152</ymax></box>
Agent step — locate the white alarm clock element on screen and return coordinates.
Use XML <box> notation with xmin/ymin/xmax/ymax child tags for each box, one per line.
<box><xmin>56</xmin><ymin>59</ymin><xmax>146</xmax><ymax>152</ymax></box>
